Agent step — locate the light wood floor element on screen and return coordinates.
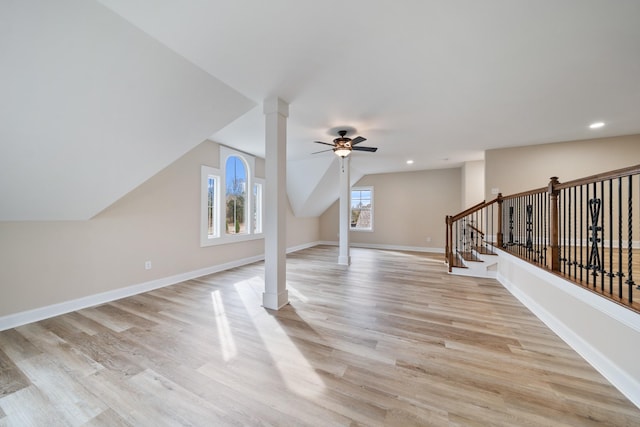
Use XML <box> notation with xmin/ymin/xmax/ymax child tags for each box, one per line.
<box><xmin>1</xmin><ymin>246</ymin><xmax>639</xmax><ymax>426</ymax></box>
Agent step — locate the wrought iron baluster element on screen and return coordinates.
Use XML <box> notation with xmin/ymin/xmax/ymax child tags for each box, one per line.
<box><xmin>618</xmin><ymin>177</ymin><xmax>624</xmax><ymax>297</ymax></box>
<box><xmin>526</xmin><ymin>203</ymin><xmax>533</xmax><ymax>251</ymax></box>
<box><xmin>587</xmin><ymin>197</ymin><xmax>602</xmax><ymax>283</ymax></box>
<box><xmin>567</xmin><ymin>188</ymin><xmax>572</xmax><ymax>273</ymax></box>
<box><xmin>573</xmin><ymin>186</ymin><xmax>577</xmax><ymax>279</ymax></box>
<box><xmin>580</xmin><ymin>185</ymin><xmax>584</xmax><ymax>282</ymax></box>
<box><xmin>519</xmin><ymin>197</ymin><xmax>523</xmax><ymax>256</ymax></box>
<box><xmin>626</xmin><ymin>176</ymin><xmax>634</xmax><ymax>302</ymax></box>
<box><xmin>601</xmin><ymin>180</ymin><xmax>605</xmax><ymax>291</ymax></box>
<box><xmin>609</xmin><ymin>179</ymin><xmax>613</xmax><ymax>294</ymax></box>
<box><xmin>537</xmin><ymin>192</ymin><xmax>542</xmax><ymax>263</ymax></box>
<box><xmin>508</xmin><ymin>205</ymin><xmax>514</xmax><ymax>246</ymax></box>
<box><xmin>586</xmin><ymin>184</ymin><xmax>590</xmax><ymax>286</ymax></box>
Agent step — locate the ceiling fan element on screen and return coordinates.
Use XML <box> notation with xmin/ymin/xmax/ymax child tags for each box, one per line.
<box><xmin>312</xmin><ymin>130</ymin><xmax>378</xmax><ymax>157</ymax></box>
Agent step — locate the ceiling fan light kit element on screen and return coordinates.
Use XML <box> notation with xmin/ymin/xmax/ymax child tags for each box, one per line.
<box><xmin>335</xmin><ymin>147</ymin><xmax>351</xmax><ymax>157</ymax></box>
<box><xmin>313</xmin><ymin>130</ymin><xmax>378</xmax><ymax>158</ymax></box>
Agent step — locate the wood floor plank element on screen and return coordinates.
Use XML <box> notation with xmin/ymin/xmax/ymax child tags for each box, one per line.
<box><xmin>0</xmin><ymin>347</ymin><xmax>30</xmax><ymax>397</ymax></box>
<box><xmin>0</xmin><ymin>245</ymin><xmax>638</xmax><ymax>426</ymax></box>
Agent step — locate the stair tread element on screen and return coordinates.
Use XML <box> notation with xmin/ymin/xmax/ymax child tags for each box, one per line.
<box><xmin>473</xmin><ymin>245</ymin><xmax>497</xmax><ymax>256</ymax></box>
<box><xmin>450</xmin><ymin>253</ymin><xmax>467</xmax><ymax>269</ymax></box>
<box><xmin>458</xmin><ymin>250</ymin><xmax>483</xmax><ymax>262</ymax></box>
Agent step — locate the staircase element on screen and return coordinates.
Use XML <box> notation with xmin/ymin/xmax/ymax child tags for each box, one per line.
<box><xmin>445</xmin><ymin>199</ymin><xmax>502</xmax><ymax>279</ymax></box>
<box><xmin>449</xmin><ymin>245</ymin><xmax>498</xmax><ymax>278</ymax></box>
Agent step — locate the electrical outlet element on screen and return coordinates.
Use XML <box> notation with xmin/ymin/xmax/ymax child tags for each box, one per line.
<box><xmin>144</xmin><ymin>261</ymin><xmax>152</xmax><ymax>270</ymax></box>
<box><xmin>426</xmin><ymin>236</ymin><xmax>432</xmax><ymax>243</ymax></box>
<box><xmin>491</xmin><ymin>187</ymin><xmax>500</xmax><ymax>195</ymax></box>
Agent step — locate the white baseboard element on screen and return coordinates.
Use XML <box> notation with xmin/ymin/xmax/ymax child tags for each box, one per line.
<box><xmin>496</xmin><ymin>251</ymin><xmax>640</xmax><ymax>410</ymax></box>
<box><xmin>318</xmin><ymin>240</ymin><xmax>444</xmax><ymax>254</ymax></box>
<box><xmin>0</xmin><ymin>242</ymin><xmax>323</xmax><ymax>332</ymax></box>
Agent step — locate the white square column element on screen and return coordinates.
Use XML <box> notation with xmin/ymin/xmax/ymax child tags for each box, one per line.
<box><xmin>338</xmin><ymin>157</ymin><xmax>351</xmax><ymax>265</ymax></box>
<box><xmin>263</xmin><ymin>97</ymin><xmax>289</xmax><ymax>310</ymax></box>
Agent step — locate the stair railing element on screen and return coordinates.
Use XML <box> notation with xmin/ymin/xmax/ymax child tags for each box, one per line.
<box><xmin>445</xmin><ymin>163</ymin><xmax>640</xmax><ymax>312</ymax></box>
<box><xmin>446</xmin><ymin>197</ymin><xmax>501</xmax><ymax>271</ymax></box>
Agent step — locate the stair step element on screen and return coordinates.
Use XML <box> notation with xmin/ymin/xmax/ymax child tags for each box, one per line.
<box><xmin>473</xmin><ymin>245</ymin><xmax>497</xmax><ymax>256</ymax></box>
<box><xmin>450</xmin><ymin>253</ymin><xmax>467</xmax><ymax>269</ymax></box>
<box><xmin>458</xmin><ymin>250</ymin><xmax>483</xmax><ymax>262</ymax></box>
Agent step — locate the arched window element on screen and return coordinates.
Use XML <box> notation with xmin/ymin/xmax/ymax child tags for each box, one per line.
<box><xmin>200</xmin><ymin>145</ymin><xmax>263</xmax><ymax>247</ymax></box>
<box><xmin>225</xmin><ymin>155</ymin><xmax>247</xmax><ymax>235</ymax></box>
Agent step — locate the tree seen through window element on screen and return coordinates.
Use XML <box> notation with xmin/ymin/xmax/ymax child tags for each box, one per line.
<box><xmin>351</xmin><ymin>188</ymin><xmax>373</xmax><ymax>230</ymax></box>
<box><xmin>226</xmin><ymin>156</ymin><xmax>247</xmax><ymax>234</ymax></box>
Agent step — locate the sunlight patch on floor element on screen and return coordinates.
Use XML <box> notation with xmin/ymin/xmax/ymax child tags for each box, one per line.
<box><xmin>233</xmin><ymin>277</ymin><xmax>325</xmax><ymax>397</ymax></box>
<box><xmin>287</xmin><ymin>284</ymin><xmax>309</xmax><ymax>303</ymax></box>
<box><xmin>211</xmin><ymin>290</ymin><xmax>237</xmax><ymax>361</ymax></box>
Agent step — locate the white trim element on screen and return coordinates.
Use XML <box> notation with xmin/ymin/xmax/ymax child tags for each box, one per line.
<box><xmin>203</xmin><ymin>232</ymin><xmax>264</xmax><ymax>246</ymax></box>
<box><xmin>286</xmin><ymin>241</ymin><xmax>321</xmax><ymax>254</ymax></box>
<box><xmin>496</xmin><ymin>250</ymin><xmax>640</xmax><ymax>409</ymax></box>
<box><xmin>496</xmin><ymin>249</ymin><xmax>640</xmax><ymax>333</ymax></box>
<box><xmin>0</xmin><ymin>242</ymin><xmax>324</xmax><ymax>332</ymax></box>
<box><xmin>318</xmin><ymin>240</ymin><xmax>444</xmax><ymax>253</ymax></box>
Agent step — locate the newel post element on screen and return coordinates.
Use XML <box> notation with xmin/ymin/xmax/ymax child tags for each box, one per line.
<box><xmin>496</xmin><ymin>193</ymin><xmax>503</xmax><ymax>248</ymax></box>
<box><xmin>445</xmin><ymin>215</ymin><xmax>452</xmax><ymax>271</ymax></box>
<box><xmin>548</xmin><ymin>177</ymin><xmax>560</xmax><ymax>271</ymax></box>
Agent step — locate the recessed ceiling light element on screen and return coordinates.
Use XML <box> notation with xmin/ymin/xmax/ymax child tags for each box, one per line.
<box><xmin>406</xmin><ymin>160</ymin><xmax>414</xmax><ymax>165</ymax></box>
<box><xmin>589</xmin><ymin>121</ymin><xmax>605</xmax><ymax>129</ymax></box>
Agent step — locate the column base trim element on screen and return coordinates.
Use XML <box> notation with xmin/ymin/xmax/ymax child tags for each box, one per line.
<box><xmin>262</xmin><ymin>290</ymin><xmax>289</xmax><ymax>310</ymax></box>
<box><xmin>338</xmin><ymin>255</ymin><xmax>351</xmax><ymax>265</ymax></box>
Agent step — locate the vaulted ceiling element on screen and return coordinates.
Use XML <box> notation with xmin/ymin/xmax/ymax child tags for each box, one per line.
<box><xmin>2</xmin><ymin>0</ymin><xmax>640</xmax><ymax>220</ymax></box>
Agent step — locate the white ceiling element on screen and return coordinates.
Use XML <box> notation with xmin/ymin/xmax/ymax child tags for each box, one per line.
<box><xmin>3</xmin><ymin>0</ymin><xmax>640</xmax><ymax>220</ymax></box>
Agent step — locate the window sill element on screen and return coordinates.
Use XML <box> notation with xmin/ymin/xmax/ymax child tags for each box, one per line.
<box><xmin>201</xmin><ymin>233</ymin><xmax>264</xmax><ymax>247</ymax></box>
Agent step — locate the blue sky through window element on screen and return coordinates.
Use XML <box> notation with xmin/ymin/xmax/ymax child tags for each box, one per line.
<box><xmin>226</xmin><ymin>156</ymin><xmax>246</xmax><ymax>194</ymax></box>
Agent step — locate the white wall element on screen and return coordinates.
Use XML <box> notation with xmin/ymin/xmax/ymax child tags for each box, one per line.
<box><xmin>0</xmin><ymin>139</ymin><xmax>319</xmax><ymax>324</ymax></box>
<box><xmin>461</xmin><ymin>160</ymin><xmax>485</xmax><ymax>208</ymax></box>
<box><xmin>319</xmin><ymin>167</ymin><xmax>461</xmax><ymax>250</ymax></box>
<box><xmin>485</xmin><ymin>134</ymin><xmax>640</xmax><ymax>200</ymax></box>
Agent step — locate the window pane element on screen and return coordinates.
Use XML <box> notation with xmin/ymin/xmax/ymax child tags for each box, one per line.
<box><xmin>207</xmin><ymin>176</ymin><xmax>216</xmax><ymax>237</ymax></box>
<box><xmin>351</xmin><ymin>188</ymin><xmax>372</xmax><ymax>230</ymax></box>
<box><xmin>253</xmin><ymin>183</ymin><xmax>262</xmax><ymax>234</ymax></box>
<box><xmin>226</xmin><ymin>156</ymin><xmax>247</xmax><ymax>235</ymax></box>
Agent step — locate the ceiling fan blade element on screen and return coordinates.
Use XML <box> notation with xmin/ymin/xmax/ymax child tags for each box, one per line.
<box><xmin>314</xmin><ymin>141</ymin><xmax>335</xmax><ymax>146</ymax></box>
<box><xmin>312</xmin><ymin>148</ymin><xmax>335</xmax><ymax>154</ymax></box>
<box><xmin>353</xmin><ymin>146</ymin><xmax>377</xmax><ymax>152</ymax></box>
<box><xmin>351</xmin><ymin>136</ymin><xmax>367</xmax><ymax>146</ymax></box>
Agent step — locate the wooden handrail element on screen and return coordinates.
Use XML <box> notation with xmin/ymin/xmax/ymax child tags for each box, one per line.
<box><xmin>450</xmin><ymin>200</ymin><xmax>486</xmax><ymax>222</ymax></box>
<box><xmin>555</xmin><ymin>163</ymin><xmax>640</xmax><ymax>190</ymax></box>
<box><xmin>450</xmin><ymin>195</ymin><xmax>505</xmax><ymax>222</ymax></box>
<box><xmin>468</xmin><ymin>224</ymin><xmax>485</xmax><ymax>237</ymax></box>
<box><xmin>501</xmin><ymin>186</ymin><xmax>547</xmax><ymax>200</ymax></box>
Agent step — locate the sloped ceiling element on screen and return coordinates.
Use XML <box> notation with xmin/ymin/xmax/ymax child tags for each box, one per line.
<box><xmin>0</xmin><ymin>0</ymin><xmax>254</xmax><ymax>220</ymax></box>
<box><xmin>3</xmin><ymin>1</ymin><xmax>640</xmax><ymax>220</ymax></box>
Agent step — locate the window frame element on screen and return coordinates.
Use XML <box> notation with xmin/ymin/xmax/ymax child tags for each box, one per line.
<box><xmin>252</xmin><ymin>177</ymin><xmax>265</xmax><ymax>235</ymax></box>
<box><xmin>200</xmin><ymin>146</ymin><xmax>264</xmax><ymax>247</ymax></box>
<box><xmin>350</xmin><ymin>186</ymin><xmax>374</xmax><ymax>232</ymax></box>
<box><xmin>200</xmin><ymin>165</ymin><xmax>221</xmax><ymax>246</ymax></box>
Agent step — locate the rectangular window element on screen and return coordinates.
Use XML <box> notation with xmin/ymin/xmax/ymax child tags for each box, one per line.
<box><xmin>351</xmin><ymin>187</ymin><xmax>373</xmax><ymax>231</ymax></box>
<box><xmin>225</xmin><ymin>155</ymin><xmax>247</xmax><ymax>235</ymax></box>
<box><xmin>207</xmin><ymin>176</ymin><xmax>217</xmax><ymax>238</ymax></box>
<box><xmin>253</xmin><ymin>181</ymin><xmax>263</xmax><ymax>234</ymax></box>
<box><xmin>201</xmin><ymin>165</ymin><xmax>221</xmax><ymax>245</ymax></box>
